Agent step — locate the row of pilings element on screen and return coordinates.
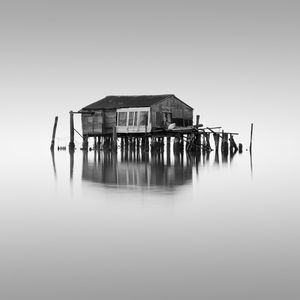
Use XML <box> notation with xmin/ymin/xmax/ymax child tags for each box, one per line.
<box><xmin>79</xmin><ymin>131</ymin><xmax>242</xmax><ymax>157</ymax></box>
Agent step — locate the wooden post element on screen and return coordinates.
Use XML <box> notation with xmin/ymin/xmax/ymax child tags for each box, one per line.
<box><xmin>121</xmin><ymin>137</ymin><xmax>124</xmax><ymax>152</ymax></box>
<box><xmin>197</xmin><ymin>133</ymin><xmax>201</xmax><ymax>154</ymax></box>
<box><xmin>50</xmin><ymin>116</ymin><xmax>58</xmax><ymax>150</ymax></box>
<box><xmin>221</xmin><ymin>131</ymin><xmax>228</xmax><ymax>155</ymax></box>
<box><xmin>249</xmin><ymin>123</ymin><xmax>253</xmax><ymax>152</ymax></box>
<box><xmin>112</xmin><ymin>126</ymin><xmax>117</xmax><ymax>152</ymax></box>
<box><xmin>229</xmin><ymin>134</ymin><xmax>238</xmax><ymax>153</ymax></box>
<box><xmin>205</xmin><ymin>133</ymin><xmax>211</xmax><ymax>151</ymax></box>
<box><xmin>213</xmin><ymin>133</ymin><xmax>220</xmax><ymax>152</ymax></box>
<box><xmin>51</xmin><ymin>149</ymin><xmax>57</xmax><ymax>178</ymax></box>
<box><xmin>82</xmin><ymin>135</ymin><xmax>88</xmax><ymax>150</ymax></box>
<box><xmin>238</xmin><ymin>143</ymin><xmax>243</xmax><ymax>153</ymax></box>
<box><xmin>94</xmin><ymin>137</ymin><xmax>97</xmax><ymax>150</ymax></box>
<box><xmin>69</xmin><ymin>111</ymin><xmax>75</xmax><ymax>151</ymax></box>
<box><xmin>145</xmin><ymin>136</ymin><xmax>149</xmax><ymax>152</ymax></box>
<box><xmin>167</xmin><ymin>136</ymin><xmax>171</xmax><ymax>152</ymax></box>
<box><xmin>69</xmin><ymin>149</ymin><xmax>74</xmax><ymax>181</ymax></box>
<box><xmin>125</xmin><ymin>136</ymin><xmax>128</xmax><ymax>151</ymax></box>
<box><xmin>132</xmin><ymin>136</ymin><xmax>136</xmax><ymax>152</ymax></box>
<box><xmin>180</xmin><ymin>134</ymin><xmax>184</xmax><ymax>152</ymax></box>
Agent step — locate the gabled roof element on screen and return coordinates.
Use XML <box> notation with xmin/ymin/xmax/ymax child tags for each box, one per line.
<box><xmin>81</xmin><ymin>94</ymin><xmax>192</xmax><ymax>111</ymax></box>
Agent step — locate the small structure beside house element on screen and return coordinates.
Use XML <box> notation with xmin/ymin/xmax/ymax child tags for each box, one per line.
<box><xmin>80</xmin><ymin>94</ymin><xmax>193</xmax><ymax>136</ymax></box>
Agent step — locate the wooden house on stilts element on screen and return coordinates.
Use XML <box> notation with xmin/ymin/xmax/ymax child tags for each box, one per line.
<box><xmin>80</xmin><ymin>94</ymin><xmax>193</xmax><ymax>137</ymax></box>
<box><xmin>66</xmin><ymin>94</ymin><xmax>240</xmax><ymax>155</ymax></box>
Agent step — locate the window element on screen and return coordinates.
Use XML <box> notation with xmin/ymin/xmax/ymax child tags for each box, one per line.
<box><xmin>139</xmin><ymin>111</ymin><xmax>148</xmax><ymax>126</ymax></box>
<box><xmin>118</xmin><ymin>112</ymin><xmax>127</xmax><ymax>126</ymax></box>
<box><xmin>134</xmin><ymin>112</ymin><xmax>138</xmax><ymax>126</ymax></box>
<box><xmin>128</xmin><ymin>112</ymin><xmax>134</xmax><ymax>126</ymax></box>
<box><xmin>128</xmin><ymin>111</ymin><xmax>138</xmax><ymax>126</ymax></box>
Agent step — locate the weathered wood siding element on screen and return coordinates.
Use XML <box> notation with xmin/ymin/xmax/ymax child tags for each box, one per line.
<box><xmin>150</xmin><ymin>96</ymin><xmax>193</xmax><ymax>128</ymax></box>
<box><xmin>82</xmin><ymin>111</ymin><xmax>103</xmax><ymax>135</ymax></box>
<box><xmin>81</xmin><ymin>109</ymin><xmax>117</xmax><ymax>135</ymax></box>
<box><xmin>103</xmin><ymin>109</ymin><xmax>117</xmax><ymax>133</ymax></box>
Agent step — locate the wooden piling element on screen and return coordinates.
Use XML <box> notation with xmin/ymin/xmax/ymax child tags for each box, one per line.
<box><xmin>167</xmin><ymin>136</ymin><xmax>171</xmax><ymax>152</ymax></box>
<box><xmin>238</xmin><ymin>143</ymin><xmax>243</xmax><ymax>153</ymax></box>
<box><xmin>69</xmin><ymin>111</ymin><xmax>75</xmax><ymax>151</ymax></box>
<box><xmin>125</xmin><ymin>136</ymin><xmax>128</xmax><ymax>151</ymax></box>
<box><xmin>229</xmin><ymin>134</ymin><xmax>238</xmax><ymax>153</ymax></box>
<box><xmin>82</xmin><ymin>135</ymin><xmax>88</xmax><ymax>150</ymax></box>
<box><xmin>221</xmin><ymin>131</ymin><xmax>228</xmax><ymax>155</ymax></box>
<box><xmin>112</xmin><ymin>126</ymin><xmax>117</xmax><ymax>152</ymax></box>
<box><xmin>203</xmin><ymin>133</ymin><xmax>211</xmax><ymax>151</ymax></box>
<box><xmin>196</xmin><ymin>115</ymin><xmax>200</xmax><ymax>126</ymax></box>
<box><xmin>50</xmin><ymin>116</ymin><xmax>58</xmax><ymax>150</ymax></box>
<box><xmin>94</xmin><ymin>137</ymin><xmax>97</xmax><ymax>150</ymax></box>
<box><xmin>213</xmin><ymin>133</ymin><xmax>220</xmax><ymax>152</ymax></box>
<box><xmin>121</xmin><ymin>137</ymin><xmax>124</xmax><ymax>152</ymax></box>
<box><xmin>145</xmin><ymin>136</ymin><xmax>149</xmax><ymax>152</ymax></box>
<box><xmin>249</xmin><ymin>123</ymin><xmax>253</xmax><ymax>152</ymax></box>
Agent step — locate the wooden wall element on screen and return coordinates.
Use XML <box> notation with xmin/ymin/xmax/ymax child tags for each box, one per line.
<box><xmin>82</xmin><ymin>111</ymin><xmax>103</xmax><ymax>135</ymax></box>
<box><xmin>103</xmin><ymin>109</ymin><xmax>117</xmax><ymax>134</ymax></box>
<box><xmin>151</xmin><ymin>96</ymin><xmax>193</xmax><ymax>128</ymax></box>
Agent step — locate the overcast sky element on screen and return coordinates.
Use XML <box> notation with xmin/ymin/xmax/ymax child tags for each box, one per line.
<box><xmin>1</xmin><ymin>0</ymin><xmax>299</xmax><ymax>149</ymax></box>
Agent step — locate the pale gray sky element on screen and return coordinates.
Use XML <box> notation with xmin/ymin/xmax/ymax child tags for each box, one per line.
<box><xmin>0</xmin><ymin>0</ymin><xmax>299</xmax><ymax>148</ymax></box>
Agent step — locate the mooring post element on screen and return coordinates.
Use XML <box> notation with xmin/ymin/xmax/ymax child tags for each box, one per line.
<box><xmin>69</xmin><ymin>111</ymin><xmax>75</xmax><ymax>151</ymax></box>
<box><xmin>50</xmin><ymin>116</ymin><xmax>58</xmax><ymax>151</ymax></box>
<box><xmin>249</xmin><ymin>123</ymin><xmax>253</xmax><ymax>152</ymax></box>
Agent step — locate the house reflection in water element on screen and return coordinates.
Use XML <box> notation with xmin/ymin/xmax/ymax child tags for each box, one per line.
<box><xmin>82</xmin><ymin>151</ymin><xmax>193</xmax><ymax>189</ymax></box>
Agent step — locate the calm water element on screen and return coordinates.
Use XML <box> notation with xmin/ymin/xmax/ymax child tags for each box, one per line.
<box><xmin>0</xmin><ymin>144</ymin><xmax>299</xmax><ymax>300</ymax></box>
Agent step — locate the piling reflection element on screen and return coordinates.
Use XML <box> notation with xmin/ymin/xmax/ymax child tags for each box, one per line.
<box><xmin>50</xmin><ymin>146</ymin><xmax>240</xmax><ymax>189</ymax></box>
<box><xmin>82</xmin><ymin>151</ymin><xmax>192</xmax><ymax>189</ymax></box>
<box><xmin>80</xmin><ymin>147</ymin><xmax>240</xmax><ymax>189</ymax></box>
<box><xmin>69</xmin><ymin>149</ymin><xmax>74</xmax><ymax>181</ymax></box>
<box><xmin>50</xmin><ymin>150</ymin><xmax>57</xmax><ymax>180</ymax></box>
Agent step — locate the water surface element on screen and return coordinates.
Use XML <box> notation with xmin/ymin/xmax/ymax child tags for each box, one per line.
<box><xmin>0</xmin><ymin>144</ymin><xmax>299</xmax><ymax>300</ymax></box>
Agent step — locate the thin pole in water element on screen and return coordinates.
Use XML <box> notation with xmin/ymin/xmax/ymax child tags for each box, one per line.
<box><xmin>69</xmin><ymin>111</ymin><xmax>75</xmax><ymax>151</ymax></box>
<box><xmin>50</xmin><ymin>116</ymin><xmax>58</xmax><ymax>150</ymax></box>
<box><xmin>249</xmin><ymin>123</ymin><xmax>253</xmax><ymax>152</ymax></box>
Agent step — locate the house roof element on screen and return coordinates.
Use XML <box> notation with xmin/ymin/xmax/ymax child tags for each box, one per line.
<box><xmin>81</xmin><ymin>94</ymin><xmax>193</xmax><ymax>111</ymax></box>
